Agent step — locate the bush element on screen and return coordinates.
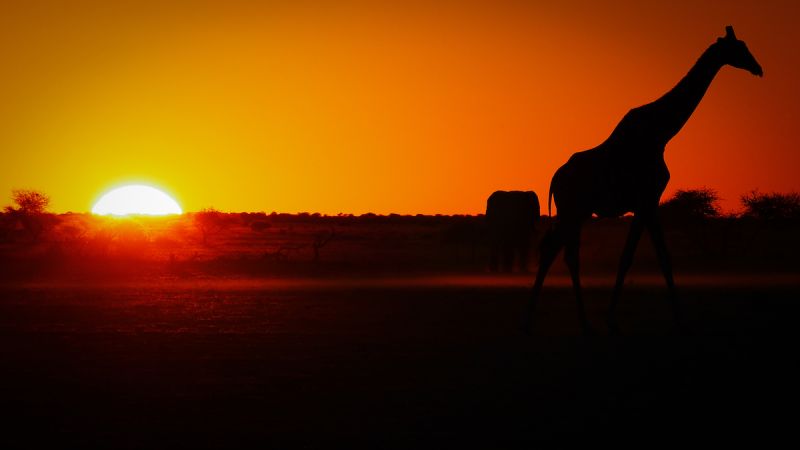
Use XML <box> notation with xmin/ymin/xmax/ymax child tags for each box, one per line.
<box><xmin>741</xmin><ymin>191</ymin><xmax>800</xmax><ymax>220</ymax></box>
<box><xmin>194</xmin><ymin>208</ymin><xmax>230</xmax><ymax>244</ymax></box>
<box><xmin>3</xmin><ymin>189</ymin><xmax>54</xmax><ymax>241</ymax></box>
<box><xmin>660</xmin><ymin>188</ymin><xmax>720</xmax><ymax>220</ymax></box>
<box><xmin>9</xmin><ymin>189</ymin><xmax>50</xmax><ymax>214</ymax></box>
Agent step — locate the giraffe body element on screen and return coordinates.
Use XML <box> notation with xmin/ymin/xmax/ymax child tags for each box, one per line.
<box><xmin>551</xmin><ymin>145</ymin><xmax>670</xmax><ymax>220</ymax></box>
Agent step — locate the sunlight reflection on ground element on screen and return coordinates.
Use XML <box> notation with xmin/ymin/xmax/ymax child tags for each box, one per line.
<box><xmin>8</xmin><ymin>273</ymin><xmax>799</xmax><ymax>291</ymax></box>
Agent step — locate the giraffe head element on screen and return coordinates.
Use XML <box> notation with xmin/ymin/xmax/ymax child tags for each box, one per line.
<box><xmin>716</xmin><ymin>26</ymin><xmax>763</xmax><ymax>77</ymax></box>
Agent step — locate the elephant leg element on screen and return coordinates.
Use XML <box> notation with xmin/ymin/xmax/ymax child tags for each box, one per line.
<box><xmin>518</xmin><ymin>235</ymin><xmax>531</xmax><ymax>273</ymax></box>
<box><xmin>489</xmin><ymin>241</ymin><xmax>500</xmax><ymax>272</ymax></box>
<box><xmin>524</xmin><ymin>227</ymin><xmax>564</xmax><ymax>333</ymax></box>
<box><xmin>646</xmin><ymin>217</ymin><xmax>683</xmax><ymax>328</ymax></box>
<box><xmin>608</xmin><ymin>216</ymin><xmax>645</xmax><ymax>332</ymax></box>
<box><xmin>502</xmin><ymin>241</ymin><xmax>514</xmax><ymax>272</ymax></box>
<box><xmin>563</xmin><ymin>224</ymin><xmax>591</xmax><ymax>334</ymax></box>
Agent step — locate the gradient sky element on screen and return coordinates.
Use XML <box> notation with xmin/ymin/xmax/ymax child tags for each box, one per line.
<box><xmin>1</xmin><ymin>0</ymin><xmax>797</xmax><ymax>214</ymax></box>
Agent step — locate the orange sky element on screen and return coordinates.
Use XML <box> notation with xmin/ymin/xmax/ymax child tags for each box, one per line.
<box><xmin>1</xmin><ymin>1</ymin><xmax>798</xmax><ymax>214</ymax></box>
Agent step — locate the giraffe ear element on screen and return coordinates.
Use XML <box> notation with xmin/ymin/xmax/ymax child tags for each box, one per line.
<box><xmin>725</xmin><ymin>25</ymin><xmax>736</xmax><ymax>40</ymax></box>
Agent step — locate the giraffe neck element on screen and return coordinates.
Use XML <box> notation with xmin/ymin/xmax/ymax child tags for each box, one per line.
<box><xmin>648</xmin><ymin>43</ymin><xmax>725</xmax><ymax>144</ymax></box>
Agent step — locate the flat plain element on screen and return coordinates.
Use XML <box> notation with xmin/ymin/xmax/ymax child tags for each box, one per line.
<box><xmin>1</xmin><ymin>214</ymin><xmax>798</xmax><ymax>447</ymax></box>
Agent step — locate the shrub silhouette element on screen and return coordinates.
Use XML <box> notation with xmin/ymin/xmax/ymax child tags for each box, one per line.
<box><xmin>660</xmin><ymin>188</ymin><xmax>720</xmax><ymax>221</ymax></box>
<box><xmin>3</xmin><ymin>189</ymin><xmax>55</xmax><ymax>241</ymax></box>
<box><xmin>194</xmin><ymin>208</ymin><xmax>230</xmax><ymax>244</ymax></box>
<box><xmin>311</xmin><ymin>226</ymin><xmax>336</xmax><ymax>262</ymax></box>
<box><xmin>741</xmin><ymin>191</ymin><xmax>800</xmax><ymax>220</ymax></box>
<box><xmin>10</xmin><ymin>189</ymin><xmax>50</xmax><ymax>214</ymax></box>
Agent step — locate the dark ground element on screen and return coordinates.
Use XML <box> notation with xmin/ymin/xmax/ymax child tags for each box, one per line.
<box><xmin>2</xmin><ymin>276</ymin><xmax>799</xmax><ymax>448</ymax></box>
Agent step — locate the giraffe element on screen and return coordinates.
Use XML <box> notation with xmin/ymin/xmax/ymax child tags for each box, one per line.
<box><xmin>525</xmin><ymin>26</ymin><xmax>763</xmax><ymax>334</ymax></box>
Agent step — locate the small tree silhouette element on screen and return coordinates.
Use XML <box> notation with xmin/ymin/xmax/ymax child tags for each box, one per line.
<box><xmin>741</xmin><ymin>191</ymin><xmax>800</xmax><ymax>220</ymax></box>
<box><xmin>194</xmin><ymin>208</ymin><xmax>229</xmax><ymax>244</ymax></box>
<box><xmin>660</xmin><ymin>188</ymin><xmax>720</xmax><ymax>220</ymax></box>
<box><xmin>10</xmin><ymin>189</ymin><xmax>50</xmax><ymax>214</ymax></box>
<box><xmin>311</xmin><ymin>226</ymin><xmax>336</xmax><ymax>262</ymax></box>
<box><xmin>4</xmin><ymin>189</ymin><xmax>53</xmax><ymax>241</ymax></box>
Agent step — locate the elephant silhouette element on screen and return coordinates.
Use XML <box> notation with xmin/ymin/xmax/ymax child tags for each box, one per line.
<box><xmin>486</xmin><ymin>190</ymin><xmax>541</xmax><ymax>272</ymax></box>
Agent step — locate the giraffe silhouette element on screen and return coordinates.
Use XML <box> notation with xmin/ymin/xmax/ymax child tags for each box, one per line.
<box><xmin>525</xmin><ymin>26</ymin><xmax>763</xmax><ymax>334</ymax></box>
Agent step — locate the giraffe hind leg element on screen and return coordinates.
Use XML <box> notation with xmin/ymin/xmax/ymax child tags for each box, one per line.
<box><xmin>524</xmin><ymin>226</ymin><xmax>564</xmax><ymax>333</ymax></box>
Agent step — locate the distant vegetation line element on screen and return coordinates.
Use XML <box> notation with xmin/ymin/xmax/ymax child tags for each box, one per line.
<box><xmin>3</xmin><ymin>187</ymin><xmax>800</xmax><ymax>223</ymax></box>
<box><xmin>1</xmin><ymin>187</ymin><xmax>799</xmax><ymax>281</ymax></box>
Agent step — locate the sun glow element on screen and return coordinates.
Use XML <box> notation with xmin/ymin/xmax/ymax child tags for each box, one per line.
<box><xmin>92</xmin><ymin>185</ymin><xmax>182</xmax><ymax>216</ymax></box>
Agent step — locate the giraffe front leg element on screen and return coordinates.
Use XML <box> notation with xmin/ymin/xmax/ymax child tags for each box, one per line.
<box><xmin>564</xmin><ymin>224</ymin><xmax>593</xmax><ymax>335</ymax></box>
<box><xmin>608</xmin><ymin>216</ymin><xmax>645</xmax><ymax>334</ymax></box>
<box><xmin>645</xmin><ymin>217</ymin><xmax>684</xmax><ymax>332</ymax></box>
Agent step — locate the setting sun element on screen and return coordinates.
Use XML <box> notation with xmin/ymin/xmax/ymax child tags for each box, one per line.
<box><xmin>92</xmin><ymin>185</ymin><xmax>182</xmax><ymax>216</ymax></box>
